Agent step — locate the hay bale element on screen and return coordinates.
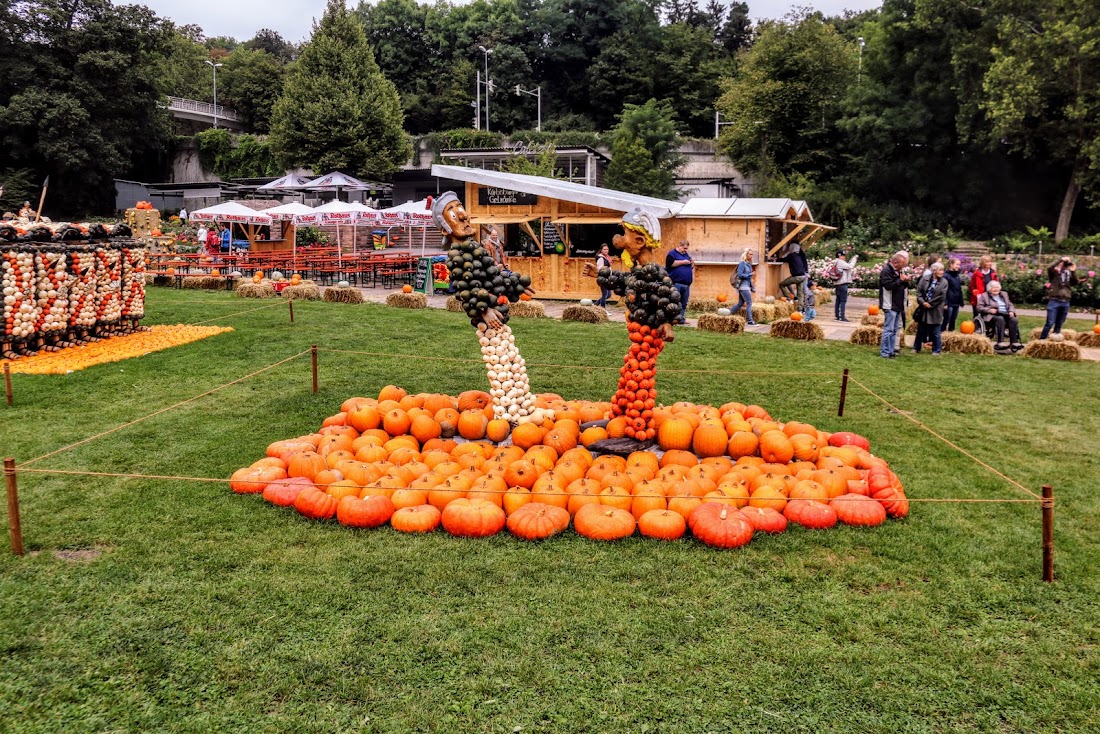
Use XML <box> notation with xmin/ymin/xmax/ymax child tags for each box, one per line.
<box><xmin>813</xmin><ymin>289</ymin><xmax>832</xmax><ymax>305</ymax></box>
<box><xmin>769</xmin><ymin>318</ymin><xmax>825</xmax><ymax>341</ymax></box>
<box><xmin>687</xmin><ymin>298</ymin><xmax>719</xmax><ymax>314</ymax></box>
<box><xmin>1075</xmin><ymin>331</ymin><xmax>1100</xmax><ymax>348</ymax></box>
<box><xmin>182</xmin><ymin>275</ymin><xmax>221</xmax><ymax>290</ymax></box>
<box><xmin>941</xmin><ymin>332</ymin><xmax>995</xmax><ymax>355</ymax></box>
<box><xmin>904</xmin><ymin>319</ymin><xmax>918</xmax><ymax>335</ymax></box>
<box><xmin>697</xmin><ymin>313</ymin><xmax>746</xmax><ymax>334</ymax></box>
<box><xmin>860</xmin><ymin>313</ymin><xmax>884</xmax><ymax>327</ymax></box>
<box><xmin>1021</xmin><ymin>340</ymin><xmax>1081</xmax><ymax>361</ymax></box>
<box><xmin>773</xmin><ymin>301</ymin><xmax>795</xmax><ymax>318</ymax></box>
<box><xmin>386</xmin><ymin>292</ymin><xmax>428</xmax><ymax>309</ymax></box>
<box><xmin>849</xmin><ymin>325</ymin><xmax>883</xmax><ymax>346</ymax></box>
<box><xmin>1028</xmin><ymin>327</ymin><xmax>1079</xmax><ymax>342</ymax></box>
<box><xmin>281</xmin><ymin>283</ymin><xmax>321</xmax><ymax>301</ymax></box>
<box><xmin>562</xmin><ymin>305</ymin><xmax>608</xmax><ymax>324</ymax></box>
<box><xmin>445</xmin><ymin>296</ymin><xmax>463</xmax><ymax>313</ymax></box>
<box><xmin>323</xmin><ymin>287</ymin><xmax>365</xmax><ymax>304</ymax></box>
<box><xmin>510</xmin><ymin>300</ymin><xmax>546</xmax><ymax>318</ymax></box>
<box><xmin>751</xmin><ymin>303</ymin><xmax>776</xmax><ymax>323</ymax></box>
<box><xmin>236</xmin><ymin>282</ymin><xmax>276</xmax><ymax>299</ymax></box>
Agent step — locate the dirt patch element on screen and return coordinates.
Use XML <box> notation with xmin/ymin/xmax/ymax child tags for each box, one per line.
<box><xmin>53</xmin><ymin>545</ymin><xmax>110</xmax><ymax>563</ymax></box>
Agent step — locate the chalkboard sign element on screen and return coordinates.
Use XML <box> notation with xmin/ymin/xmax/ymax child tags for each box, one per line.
<box><xmin>414</xmin><ymin>257</ymin><xmax>432</xmax><ymax>294</ymax></box>
<box><xmin>542</xmin><ymin>221</ymin><xmax>565</xmax><ymax>255</ymax></box>
<box><xmin>567</xmin><ymin>223</ymin><xmax>621</xmax><ymax>259</ymax></box>
<box><xmin>478</xmin><ymin>187</ymin><xmax>539</xmax><ymax>206</ymax></box>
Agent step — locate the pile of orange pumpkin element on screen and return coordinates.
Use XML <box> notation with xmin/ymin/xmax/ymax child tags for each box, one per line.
<box><xmin>133</xmin><ymin>201</ymin><xmax>155</xmax><ymax>211</ymax></box>
<box><xmin>229</xmin><ymin>386</ymin><xmax>909</xmax><ymax>547</ymax></box>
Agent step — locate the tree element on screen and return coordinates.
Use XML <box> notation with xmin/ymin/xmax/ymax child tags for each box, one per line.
<box><xmin>219</xmin><ymin>47</ymin><xmax>284</xmax><ymax>133</ymax></box>
<box><xmin>243</xmin><ymin>28</ymin><xmax>295</xmax><ymax>62</ymax></box>
<box><xmin>980</xmin><ymin>0</ymin><xmax>1100</xmax><ymax>241</ymax></box>
<box><xmin>269</xmin><ymin>0</ymin><xmax>410</xmax><ymax>179</ymax></box>
<box><xmin>653</xmin><ymin>22</ymin><xmax>734</xmax><ymax>136</ymax></box>
<box><xmin>604</xmin><ymin>99</ymin><xmax>684</xmax><ymax>199</ymax></box>
<box><xmin>156</xmin><ymin>24</ymin><xmax>210</xmax><ymax>100</ymax></box>
<box><xmin>717</xmin><ymin>1</ymin><xmax>752</xmax><ymax>52</ymax></box>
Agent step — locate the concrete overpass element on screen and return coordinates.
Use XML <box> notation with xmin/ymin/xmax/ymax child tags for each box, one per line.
<box><xmin>167</xmin><ymin>96</ymin><xmax>247</xmax><ymax>132</ymax></box>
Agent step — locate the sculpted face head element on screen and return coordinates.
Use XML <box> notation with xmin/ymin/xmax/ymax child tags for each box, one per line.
<box><xmin>441</xmin><ymin>199</ymin><xmax>476</xmax><ymax>240</ymax></box>
<box><xmin>612</xmin><ymin>226</ymin><xmax>650</xmax><ymax>262</ymax></box>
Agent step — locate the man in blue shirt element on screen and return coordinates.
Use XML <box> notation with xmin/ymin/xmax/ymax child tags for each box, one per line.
<box><xmin>665</xmin><ymin>239</ymin><xmax>694</xmax><ymax>325</ymax></box>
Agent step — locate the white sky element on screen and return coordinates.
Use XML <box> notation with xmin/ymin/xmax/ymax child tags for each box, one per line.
<box><xmin>120</xmin><ymin>0</ymin><xmax>882</xmax><ymax>44</ymax></box>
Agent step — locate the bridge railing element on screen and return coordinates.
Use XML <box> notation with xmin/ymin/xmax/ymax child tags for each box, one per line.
<box><xmin>167</xmin><ymin>96</ymin><xmax>243</xmax><ymax>122</ymax></box>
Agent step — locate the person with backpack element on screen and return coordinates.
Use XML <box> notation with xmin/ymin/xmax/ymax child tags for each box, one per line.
<box><xmin>831</xmin><ymin>248</ymin><xmax>858</xmax><ymax>321</ymax></box>
<box><xmin>729</xmin><ymin>249</ymin><xmax>756</xmax><ymax>325</ymax></box>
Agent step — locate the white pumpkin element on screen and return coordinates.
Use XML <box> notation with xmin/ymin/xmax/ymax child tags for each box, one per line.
<box><xmin>717</xmin><ymin>308</ymin><xmax>731</xmax><ymax>316</ymax></box>
<box><xmin>579</xmin><ymin>298</ymin><xmax>593</xmax><ymax>306</ymax></box>
<box><xmin>337</xmin><ymin>280</ymin><xmax>350</xmax><ymax>288</ymax></box>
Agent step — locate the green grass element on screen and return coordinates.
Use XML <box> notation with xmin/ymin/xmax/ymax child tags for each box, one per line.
<box><xmin>1</xmin><ymin>288</ymin><xmax>1099</xmax><ymax>733</ymax></box>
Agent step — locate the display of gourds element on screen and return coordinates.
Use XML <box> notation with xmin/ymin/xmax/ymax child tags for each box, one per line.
<box><xmin>228</xmin><ymin>387</ymin><xmax>909</xmax><ymax>549</ymax></box>
<box><xmin>0</xmin><ymin>237</ymin><xmax>146</xmax><ymax>359</ymax></box>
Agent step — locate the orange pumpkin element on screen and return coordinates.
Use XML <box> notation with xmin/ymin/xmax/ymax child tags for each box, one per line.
<box><xmin>960</xmin><ymin>320</ymin><xmax>976</xmax><ymax>334</ymax></box>
<box><xmin>657</xmin><ymin>418</ymin><xmax>694</xmax><ymax>451</ymax></box>
<box><xmin>691</xmin><ymin>423</ymin><xmax>728</xmax><ymax>458</ymax></box>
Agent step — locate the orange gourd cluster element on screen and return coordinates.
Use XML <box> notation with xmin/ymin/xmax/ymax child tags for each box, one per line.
<box><xmin>610</xmin><ymin>322</ymin><xmax>664</xmax><ymax>441</ymax></box>
<box><xmin>134</xmin><ymin>201</ymin><xmax>155</xmax><ymax>211</ymax></box>
<box><xmin>2</xmin><ymin>325</ymin><xmax>232</xmax><ymax>374</ymax></box>
<box><xmin>229</xmin><ymin>386</ymin><xmax>909</xmax><ymax>547</ymax></box>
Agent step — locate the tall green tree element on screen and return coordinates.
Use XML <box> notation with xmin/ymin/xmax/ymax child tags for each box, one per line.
<box><xmin>653</xmin><ymin>22</ymin><xmax>735</xmax><ymax>136</ymax></box>
<box><xmin>980</xmin><ymin>0</ymin><xmax>1100</xmax><ymax>241</ymax></box>
<box><xmin>604</xmin><ymin>98</ymin><xmax>684</xmax><ymax>199</ymax></box>
<box><xmin>219</xmin><ymin>47</ymin><xmax>284</xmax><ymax>133</ymax></box>
<box><xmin>243</xmin><ymin>28</ymin><xmax>295</xmax><ymax>61</ymax></box>
<box><xmin>270</xmin><ymin>0</ymin><xmax>410</xmax><ymax>179</ymax></box>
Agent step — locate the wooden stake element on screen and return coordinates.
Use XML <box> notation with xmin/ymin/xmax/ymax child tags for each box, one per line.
<box><xmin>4</xmin><ymin>458</ymin><xmax>23</xmax><ymax>556</ymax></box>
<box><xmin>288</xmin><ymin>299</ymin><xmax>295</xmax><ymax>323</ymax></box>
<box><xmin>3</xmin><ymin>362</ymin><xmax>11</xmax><ymax>406</ymax></box>
<box><xmin>1042</xmin><ymin>484</ymin><xmax>1054</xmax><ymax>583</ymax></box>
<box><xmin>311</xmin><ymin>344</ymin><xmax>318</xmax><ymax>394</ymax></box>
<box><xmin>838</xmin><ymin>367</ymin><xmax>850</xmax><ymax>417</ymax></box>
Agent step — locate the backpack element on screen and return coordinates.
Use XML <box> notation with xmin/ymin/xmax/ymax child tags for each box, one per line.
<box><xmin>823</xmin><ymin>261</ymin><xmax>840</xmax><ymax>280</ymax></box>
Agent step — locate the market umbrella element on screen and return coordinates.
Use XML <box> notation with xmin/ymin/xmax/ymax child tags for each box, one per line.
<box><xmin>302</xmin><ymin>171</ymin><xmax>372</xmax><ymax>203</ymax></box>
<box><xmin>256</xmin><ymin>173</ymin><xmax>313</xmax><ymax>192</ymax></box>
<box><xmin>261</xmin><ymin>203</ymin><xmax>319</xmax><ymax>270</ymax></box>
<box><xmin>380</xmin><ymin>199</ymin><xmax>434</xmax><ymax>255</ymax></box>
<box><xmin>190</xmin><ymin>201</ymin><xmax>273</xmax><ymax>254</ymax></box>
<box><xmin>314</xmin><ymin>200</ymin><xmax>380</xmax><ymax>265</ymax></box>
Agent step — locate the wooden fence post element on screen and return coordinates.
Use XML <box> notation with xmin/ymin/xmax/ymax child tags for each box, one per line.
<box><xmin>1042</xmin><ymin>484</ymin><xmax>1054</xmax><ymax>583</ymax></box>
<box><xmin>4</xmin><ymin>458</ymin><xmax>23</xmax><ymax>556</ymax></box>
<box><xmin>838</xmin><ymin>368</ymin><xmax>850</xmax><ymax>417</ymax></box>
<box><xmin>311</xmin><ymin>345</ymin><xmax>318</xmax><ymax>394</ymax></box>
<box><xmin>289</xmin><ymin>299</ymin><xmax>295</xmax><ymax>323</ymax></box>
<box><xmin>3</xmin><ymin>363</ymin><xmax>11</xmax><ymax>406</ymax></box>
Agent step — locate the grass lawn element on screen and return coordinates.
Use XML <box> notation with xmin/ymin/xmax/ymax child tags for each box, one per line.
<box><xmin>1</xmin><ymin>287</ymin><xmax>1098</xmax><ymax>733</ymax></box>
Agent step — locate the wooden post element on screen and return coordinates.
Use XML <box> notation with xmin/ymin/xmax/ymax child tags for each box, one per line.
<box><xmin>4</xmin><ymin>458</ymin><xmax>23</xmax><ymax>556</ymax></box>
<box><xmin>1042</xmin><ymin>484</ymin><xmax>1054</xmax><ymax>583</ymax></box>
<box><xmin>288</xmin><ymin>299</ymin><xmax>295</xmax><ymax>323</ymax></box>
<box><xmin>311</xmin><ymin>344</ymin><xmax>318</xmax><ymax>394</ymax></box>
<box><xmin>3</xmin><ymin>363</ymin><xmax>11</xmax><ymax>406</ymax></box>
<box><xmin>837</xmin><ymin>368</ymin><xmax>850</xmax><ymax>417</ymax></box>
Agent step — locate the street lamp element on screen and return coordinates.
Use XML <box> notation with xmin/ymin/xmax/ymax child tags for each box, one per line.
<box><xmin>857</xmin><ymin>37</ymin><xmax>865</xmax><ymax>83</ymax></box>
<box><xmin>477</xmin><ymin>45</ymin><xmax>493</xmax><ymax>132</ymax></box>
<box><xmin>205</xmin><ymin>59</ymin><xmax>224</xmax><ymax>128</ymax></box>
<box><xmin>515</xmin><ymin>85</ymin><xmax>541</xmax><ymax>131</ymax></box>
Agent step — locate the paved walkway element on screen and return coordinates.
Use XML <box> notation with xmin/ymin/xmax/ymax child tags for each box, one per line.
<box><xmin>352</xmin><ymin>287</ymin><xmax>1100</xmax><ymax>362</ymax></box>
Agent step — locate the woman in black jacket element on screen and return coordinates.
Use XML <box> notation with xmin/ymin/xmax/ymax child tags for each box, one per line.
<box><xmin>943</xmin><ymin>257</ymin><xmax>964</xmax><ymax>331</ymax></box>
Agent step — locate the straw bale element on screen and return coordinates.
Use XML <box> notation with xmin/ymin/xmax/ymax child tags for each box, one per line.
<box><xmin>773</xmin><ymin>301</ymin><xmax>795</xmax><ymax>318</ymax></box>
<box><xmin>860</xmin><ymin>313</ymin><xmax>884</xmax><ymax>327</ymax></box>
<box><xmin>1021</xmin><ymin>340</ymin><xmax>1081</xmax><ymax>361</ymax></box>
<box><xmin>281</xmin><ymin>283</ymin><xmax>321</xmax><ymax>301</ymax></box>
<box><xmin>235</xmin><ymin>283</ymin><xmax>276</xmax><ymax>299</ymax></box>
<box><xmin>1028</xmin><ymin>327</ymin><xmax>1078</xmax><ymax>342</ymax></box>
<box><xmin>509</xmin><ymin>300</ymin><xmax>546</xmax><ymax>318</ymax></box>
<box><xmin>849</xmin><ymin>325</ymin><xmax>882</xmax><ymax>346</ymax></box>
<box><xmin>751</xmin><ymin>303</ymin><xmax>776</xmax><ymax>323</ymax></box>
<box><xmin>769</xmin><ymin>318</ymin><xmax>825</xmax><ymax>341</ymax></box>
<box><xmin>323</xmin><ymin>287</ymin><xmax>365</xmax><ymax>304</ymax></box>
<box><xmin>941</xmin><ymin>332</ymin><xmax>994</xmax><ymax>355</ymax></box>
<box><xmin>1075</xmin><ymin>331</ymin><xmax>1100</xmax><ymax>348</ymax></box>
<box><xmin>182</xmin><ymin>276</ymin><xmax>221</xmax><ymax>290</ymax></box>
<box><xmin>562</xmin><ymin>305</ymin><xmax>608</xmax><ymax>324</ymax></box>
<box><xmin>697</xmin><ymin>313</ymin><xmax>746</xmax><ymax>334</ymax></box>
<box><xmin>687</xmin><ymin>298</ymin><xmax>719</xmax><ymax>313</ymax></box>
<box><xmin>813</xmin><ymin>289</ymin><xmax>832</xmax><ymax>305</ymax></box>
<box><xmin>445</xmin><ymin>296</ymin><xmax>463</xmax><ymax>312</ymax></box>
<box><xmin>386</xmin><ymin>292</ymin><xmax>428</xmax><ymax>309</ymax></box>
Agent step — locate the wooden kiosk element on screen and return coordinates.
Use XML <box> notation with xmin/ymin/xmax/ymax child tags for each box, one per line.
<box><xmin>431</xmin><ymin>165</ymin><xmax>834</xmax><ymax>301</ymax></box>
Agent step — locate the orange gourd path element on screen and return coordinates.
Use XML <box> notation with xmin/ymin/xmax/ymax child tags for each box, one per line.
<box><xmin>229</xmin><ymin>386</ymin><xmax>909</xmax><ymax>548</ymax></box>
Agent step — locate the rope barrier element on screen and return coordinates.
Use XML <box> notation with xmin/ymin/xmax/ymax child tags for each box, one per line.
<box><xmin>19</xmin><ymin>350</ymin><xmax>310</xmax><ymax>468</ymax></box>
<box><xmin>317</xmin><ymin>349</ymin><xmax>838</xmax><ymax>377</ymax></box>
<box><xmin>15</xmin><ymin>468</ymin><xmax>1045</xmax><ymax>504</ymax></box>
<box><xmin>847</xmin><ymin>376</ymin><xmax>1042</xmax><ymax>500</ymax></box>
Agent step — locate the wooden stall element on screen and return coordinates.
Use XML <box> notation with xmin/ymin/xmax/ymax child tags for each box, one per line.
<box><xmin>431</xmin><ymin>165</ymin><xmax>833</xmax><ymax>301</ymax></box>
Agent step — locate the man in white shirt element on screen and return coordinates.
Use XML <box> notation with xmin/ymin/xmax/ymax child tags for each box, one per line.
<box><xmin>179</xmin><ymin>207</ymin><xmax>189</xmax><ymax>223</ymax></box>
<box><xmin>195</xmin><ymin>223</ymin><xmax>208</xmax><ymax>249</ymax></box>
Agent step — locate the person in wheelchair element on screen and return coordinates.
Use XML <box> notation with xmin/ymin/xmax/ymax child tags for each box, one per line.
<box><xmin>976</xmin><ymin>280</ymin><xmax>1023</xmax><ymax>352</ymax></box>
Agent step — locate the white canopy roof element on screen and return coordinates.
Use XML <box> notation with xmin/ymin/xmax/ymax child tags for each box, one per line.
<box><xmin>432</xmin><ymin>164</ymin><xmax>683</xmax><ymax>219</ymax></box>
<box><xmin>261</xmin><ymin>202</ymin><xmax>319</xmax><ymax>224</ymax></box>
<box><xmin>189</xmin><ymin>201</ymin><xmax>272</xmax><ymax>225</ymax></box>
<box><xmin>256</xmin><ymin>173</ymin><xmax>313</xmax><ymax>191</ymax></box>
<box><xmin>676</xmin><ymin>198</ymin><xmax>808</xmax><ymax>219</ymax></box>
<box><xmin>313</xmin><ymin>199</ymin><xmax>380</xmax><ymax>223</ymax></box>
<box><xmin>304</xmin><ymin>171</ymin><xmax>371</xmax><ymax>191</ymax></box>
<box><xmin>380</xmin><ymin>199</ymin><xmax>434</xmax><ymax>227</ymax></box>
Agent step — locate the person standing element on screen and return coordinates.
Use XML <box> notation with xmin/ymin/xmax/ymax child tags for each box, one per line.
<box><xmin>879</xmin><ymin>251</ymin><xmax>911</xmax><ymax>359</ymax></box>
<box><xmin>922</xmin><ymin>253</ymin><xmax>940</xmax><ymax>278</ymax></box>
<box><xmin>729</xmin><ymin>249</ymin><xmax>756</xmax><ymax>325</ymax></box>
<box><xmin>833</xmin><ymin>248</ymin><xmax>858</xmax><ymax>321</ymax></box>
<box><xmin>195</xmin><ymin>223</ymin><xmax>208</xmax><ymax>251</ymax></box>
<box><xmin>484</xmin><ymin>226</ymin><xmax>509</xmax><ymax>272</ymax></box>
<box><xmin>778</xmin><ymin>243</ymin><xmax>809</xmax><ymax>310</ymax></box>
<box><xmin>179</xmin><ymin>207</ymin><xmax>189</xmax><ymax>223</ymax></box>
<box><xmin>665</xmin><ymin>239</ymin><xmax>694</xmax><ymax>325</ymax></box>
<box><xmin>943</xmin><ymin>257</ymin><xmax>964</xmax><ymax>331</ymax></box>
<box><xmin>205</xmin><ymin>226</ymin><xmax>220</xmax><ymax>256</ymax></box>
<box><xmin>219</xmin><ymin>224</ymin><xmax>231</xmax><ymax>253</ymax></box>
<box><xmin>968</xmin><ymin>255</ymin><xmax>997</xmax><ymax>317</ymax></box>
<box><xmin>595</xmin><ymin>244</ymin><xmax>613</xmax><ymax>307</ymax></box>
<box><xmin>1041</xmin><ymin>256</ymin><xmax>1078</xmax><ymax>339</ymax></box>
<box><xmin>913</xmin><ymin>262</ymin><xmax>948</xmax><ymax>354</ymax></box>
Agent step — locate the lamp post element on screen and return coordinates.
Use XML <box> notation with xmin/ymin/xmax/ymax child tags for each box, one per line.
<box><xmin>515</xmin><ymin>85</ymin><xmax>541</xmax><ymax>131</ymax></box>
<box><xmin>857</xmin><ymin>37</ymin><xmax>865</xmax><ymax>83</ymax></box>
<box><xmin>205</xmin><ymin>59</ymin><xmax>224</xmax><ymax>128</ymax></box>
<box><xmin>478</xmin><ymin>45</ymin><xmax>493</xmax><ymax>132</ymax></box>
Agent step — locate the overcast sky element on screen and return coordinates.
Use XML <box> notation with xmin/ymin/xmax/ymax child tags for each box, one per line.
<box><xmin>122</xmin><ymin>0</ymin><xmax>882</xmax><ymax>43</ymax></box>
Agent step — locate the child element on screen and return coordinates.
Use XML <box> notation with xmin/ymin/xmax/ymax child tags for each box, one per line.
<box><xmin>803</xmin><ymin>281</ymin><xmax>817</xmax><ymax>321</ymax></box>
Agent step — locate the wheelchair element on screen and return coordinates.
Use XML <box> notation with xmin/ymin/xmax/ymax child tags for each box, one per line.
<box><xmin>975</xmin><ymin>312</ymin><xmax>1020</xmax><ymax>352</ymax></box>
